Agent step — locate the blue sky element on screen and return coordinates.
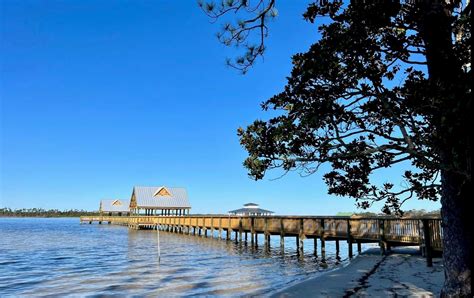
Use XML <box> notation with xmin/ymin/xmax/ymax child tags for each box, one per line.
<box><xmin>0</xmin><ymin>1</ymin><xmax>440</xmax><ymax>214</ymax></box>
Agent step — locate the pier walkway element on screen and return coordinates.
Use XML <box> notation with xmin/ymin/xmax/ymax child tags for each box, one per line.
<box><xmin>80</xmin><ymin>215</ymin><xmax>442</xmax><ymax>266</ymax></box>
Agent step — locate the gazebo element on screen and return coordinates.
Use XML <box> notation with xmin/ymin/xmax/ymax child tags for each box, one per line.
<box><xmin>129</xmin><ymin>186</ymin><xmax>191</xmax><ymax>216</ymax></box>
<box><xmin>99</xmin><ymin>199</ymin><xmax>130</xmax><ymax>216</ymax></box>
<box><xmin>228</xmin><ymin>203</ymin><xmax>274</xmax><ymax>216</ymax></box>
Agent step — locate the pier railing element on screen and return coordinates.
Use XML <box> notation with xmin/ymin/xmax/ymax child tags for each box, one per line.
<box><xmin>80</xmin><ymin>215</ymin><xmax>442</xmax><ymax>266</ymax></box>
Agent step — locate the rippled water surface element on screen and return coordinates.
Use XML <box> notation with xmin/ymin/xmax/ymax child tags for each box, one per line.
<box><xmin>0</xmin><ymin>217</ymin><xmax>359</xmax><ymax>296</ymax></box>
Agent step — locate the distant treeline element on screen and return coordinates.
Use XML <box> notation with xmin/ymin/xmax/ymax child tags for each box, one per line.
<box><xmin>336</xmin><ymin>209</ymin><xmax>441</xmax><ymax>217</ymax></box>
<box><xmin>0</xmin><ymin>208</ymin><xmax>99</xmax><ymax>217</ymax></box>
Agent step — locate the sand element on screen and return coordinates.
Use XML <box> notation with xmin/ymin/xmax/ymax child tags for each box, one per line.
<box><xmin>272</xmin><ymin>247</ymin><xmax>444</xmax><ymax>297</ymax></box>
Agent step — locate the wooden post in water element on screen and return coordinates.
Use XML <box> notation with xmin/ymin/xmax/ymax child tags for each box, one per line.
<box><xmin>320</xmin><ymin>219</ymin><xmax>326</xmax><ymax>262</ymax></box>
<box><xmin>218</xmin><ymin>217</ymin><xmax>222</xmax><ymax>239</ymax></box>
<box><xmin>264</xmin><ymin>218</ymin><xmax>269</xmax><ymax>247</ymax></box>
<box><xmin>357</xmin><ymin>241</ymin><xmax>362</xmax><ymax>254</ymax></box>
<box><xmin>379</xmin><ymin>219</ymin><xmax>386</xmax><ymax>255</ymax></box>
<box><xmin>239</xmin><ymin>218</ymin><xmax>243</xmax><ymax>242</ymax></box>
<box><xmin>335</xmin><ymin>239</ymin><xmax>340</xmax><ymax>259</ymax></box>
<box><xmin>156</xmin><ymin>224</ymin><xmax>161</xmax><ymax>263</ymax></box>
<box><xmin>298</xmin><ymin>218</ymin><xmax>304</xmax><ymax>255</ymax></box>
<box><xmin>210</xmin><ymin>217</ymin><xmax>214</xmax><ymax>238</ymax></box>
<box><xmin>250</xmin><ymin>217</ymin><xmax>255</xmax><ymax>246</ymax></box>
<box><xmin>422</xmin><ymin>219</ymin><xmax>433</xmax><ymax>267</ymax></box>
<box><xmin>280</xmin><ymin>218</ymin><xmax>285</xmax><ymax>250</ymax></box>
<box><xmin>314</xmin><ymin>237</ymin><xmax>318</xmax><ymax>257</ymax></box>
<box><xmin>347</xmin><ymin>219</ymin><xmax>353</xmax><ymax>259</ymax></box>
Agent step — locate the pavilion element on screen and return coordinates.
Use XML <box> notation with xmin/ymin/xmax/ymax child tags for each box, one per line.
<box><xmin>129</xmin><ymin>186</ymin><xmax>191</xmax><ymax>216</ymax></box>
<box><xmin>99</xmin><ymin>199</ymin><xmax>130</xmax><ymax>216</ymax></box>
<box><xmin>228</xmin><ymin>203</ymin><xmax>274</xmax><ymax>216</ymax></box>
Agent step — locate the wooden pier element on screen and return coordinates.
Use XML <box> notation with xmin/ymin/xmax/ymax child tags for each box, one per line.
<box><xmin>80</xmin><ymin>215</ymin><xmax>442</xmax><ymax>266</ymax></box>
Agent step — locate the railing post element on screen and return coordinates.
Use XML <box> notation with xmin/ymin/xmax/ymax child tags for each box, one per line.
<box><xmin>422</xmin><ymin>219</ymin><xmax>433</xmax><ymax>267</ymax></box>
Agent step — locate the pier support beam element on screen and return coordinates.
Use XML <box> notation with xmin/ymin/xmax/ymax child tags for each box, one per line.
<box><xmin>314</xmin><ymin>238</ymin><xmax>318</xmax><ymax>257</ymax></box>
<box><xmin>239</xmin><ymin>218</ymin><xmax>243</xmax><ymax>242</ymax></box>
<box><xmin>298</xmin><ymin>219</ymin><xmax>304</xmax><ymax>255</ymax></box>
<box><xmin>250</xmin><ymin>217</ymin><xmax>255</xmax><ymax>246</ymax></box>
<box><xmin>422</xmin><ymin>219</ymin><xmax>433</xmax><ymax>267</ymax></box>
<box><xmin>379</xmin><ymin>219</ymin><xmax>386</xmax><ymax>255</ymax></box>
<box><xmin>347</xmin><ymin>219</ymin><xmax>353</xmax><ymax>259</ymax></box>
<box><xmin>264</xmin><ymin>234</ymin><xmax>270</xmax><ymax>247</ymax></box>
<box><xmin>320</xmin><ymin>219</ymin><xmax>326</xmax><ymax>263</ymax></box>
<box><xmin>280</xmin><ymin>218</ymin><xmax>285</xmax><ymax>250</ymax></box>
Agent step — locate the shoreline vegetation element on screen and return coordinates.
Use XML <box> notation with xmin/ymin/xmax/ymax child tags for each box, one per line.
<box><xmin>1</xmin><ymin>207</ymin><xmax>440</xmax><ymax>218</ymax></box>
<box><xmin>273</xmin><ymin>247</ymin><xmax>443</xmax><ymax>297</ymax></box>
<box><xmin>0</xmin><ymin>208</ymin><xmax>98</xmax><ymax>218</ymax></box>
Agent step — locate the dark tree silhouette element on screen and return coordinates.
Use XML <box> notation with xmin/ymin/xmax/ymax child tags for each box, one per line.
<box><xmin>202</xmin><ymin>0</ymin><xmax>471</xmax><ymax>295</ymax></box>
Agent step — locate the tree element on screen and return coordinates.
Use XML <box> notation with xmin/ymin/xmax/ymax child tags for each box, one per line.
<box><xmin>202</xmin><ymin>0</ymin><xmax>471</xmax><ymax>295</ymax></box>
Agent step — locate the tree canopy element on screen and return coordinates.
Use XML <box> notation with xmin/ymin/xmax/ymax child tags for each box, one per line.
<box><xmin>203</xmin><ymin>0</ymin><xmax>470</xmax><ymax>216</ymax></box>
<box><xmin>202</xmin><ymin>1</ymin><xmax>471</xmax><ymax>294</ymax></box>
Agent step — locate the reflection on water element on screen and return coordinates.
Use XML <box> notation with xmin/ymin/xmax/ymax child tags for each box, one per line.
<box><xmin>0</xmin><ymin>218</ymin><xmax>363</xmax><ymax>296</ymax></box>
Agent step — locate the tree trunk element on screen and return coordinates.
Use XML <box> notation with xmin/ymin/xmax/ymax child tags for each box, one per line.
<box><xmin>440</xmin><ymin>170</ymin><xmax>472</xmax><ymax>296</ymax></box>
<box><xmin>416</xmin><ymin>2</ymin><xmax>472</xmax><ymax>295</ymax></box>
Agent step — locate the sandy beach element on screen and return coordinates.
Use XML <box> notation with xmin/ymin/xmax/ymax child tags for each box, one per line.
<box><xmin>273</xmin><ymin>247</ymin><xmax>444</xmax><ymax>297</ymax></box>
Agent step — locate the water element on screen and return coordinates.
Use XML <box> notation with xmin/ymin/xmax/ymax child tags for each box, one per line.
<box><xmin>0</xmin><ymin>218</ymin><xmax>361</xmax><ymax>296</ymax></box>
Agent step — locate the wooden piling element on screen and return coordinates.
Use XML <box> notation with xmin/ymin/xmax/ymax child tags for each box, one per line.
<box><xmin>320</xmin><ymin>219</ymin><xmax>326</xmax><ymax>262</ymax></box>
<box><xmin>218</xmin><ymin>217</ymin><xmax>222</xmax><ymax>239</ymax></box>
<box><xmin>250</xmin><ymin>217</ymin><xmax>255</xmax><ymax>245</ymax></box>
<box><xmin>280</xmin><ymin>218</ymin><xmax>285</xmax><ymax>250</ymax></box>
<box><xmin>379</xmin><ymin>219</ymin><xmax>386</xmax><ymax>255</ymax></box>
<box><xmin>210</xmin><ymin>217</ymin><xmax>214</xmax><ymax>237</ymax></box>
<box><xmin>239</xmin><ymin>218</ymin><xmax>243</xmax><ymax>242</ymax></box>
<box><xmin>298</xmin><ymin>218</ymin><xmax>304</xmax><ymax>254</ymax></box>
<box><xmin>314</xmin><ymin>237</ymin><xmax>318</xmax><ymax>257</ymax></box>
<box><xmin>422</xmin><ymin>219</ymin><xmax>433</xmax><ymax>267</ymax></box>
<box><xmin>347</xmin><ymin>219</ymin><xmax>353</xmax><ymax>258</ymax></box>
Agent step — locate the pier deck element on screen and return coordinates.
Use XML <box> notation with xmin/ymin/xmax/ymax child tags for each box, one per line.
<box><xmin>80</xmin><ymin>215</ymin><xmax>441</xmax><ymax>266</ymax></box>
